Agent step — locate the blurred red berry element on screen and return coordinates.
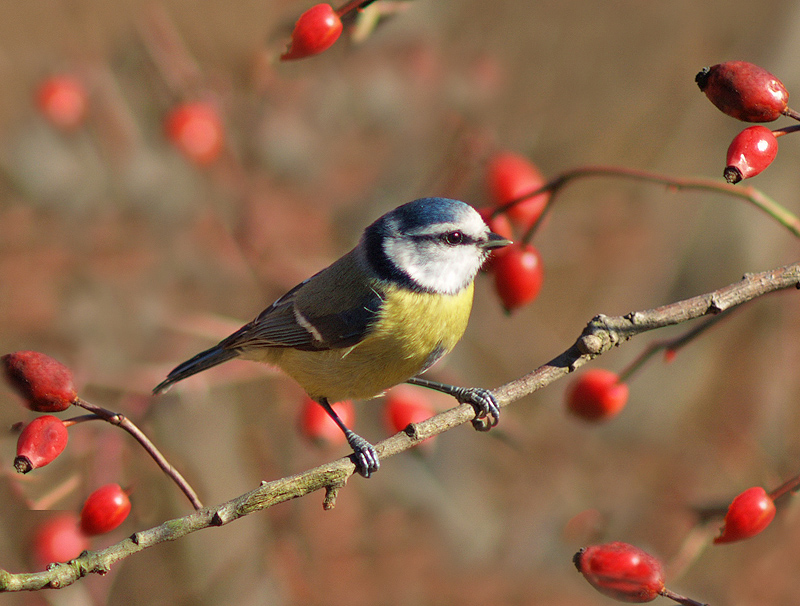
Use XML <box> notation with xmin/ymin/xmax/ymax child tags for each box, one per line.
<box><xmin>383</xmin><ymin>386</ymin><xmax>436</xmax><ymax>448</ymax></box>
<box><xmin>492</xmin><ymin>243</ymin><xmax>544</xmax><ymax>312</ymax></box>
<box><xmin>566</xmin><ymin>369</ymin><xmax>629</xmax><ymax>422</ymax></box>
<box><xmin>2</xmin><ymin>350</ymin><xmax>77</xmax><ymax>412</ymax></box>
<box><xmin>299</xmin><ymin>397</ymin><xmax>354</xmax><ymax>447</ymax></box>
<box><xmin>80</xmin><ymin>483</ymin><xmax>132</xmax><ymax>536</ymax></box>
<box><xmin>714</xmin><ymin>486</ymin><xmax>776</xmax><ymax>544</ymax></box>
<box><xmin>574</xmin><ymin>541</ymin><xmax>665</xmax><ymax>603</ymax></box>
<box><xmin>478</xmin><ymin>207</ymin><xmax>514</xmax><ymax>272</ymax></box>
<box><xmin>15</xmin><ymin>415</ymin><xmax>69</xmax><ymax>473</ymax></box>
<box><xmin>723</xmin><ymin>125</ymin><xmax>778</xmax><ymax>184</ymax></box>
<box><xmin>486</xmin><ymin>152</ymin><xmax>550</xmax><ymax>229</ymax></box>
<box><xmin>696</xmin><ymin>61</ymin><xmax>789</xmax><ymax>122</ymax></box>
<box><xmin>164</xmin><ymin>101</ymin><xmax>225</xmax><ymax>166</ymax></box>
<box><xmin>281</xmin><ymin>4</ymin><xmax>343</xmax><ymax>61</ymax></box>
<box><xmin>31</xmin><ymin>513</ymin><xmax>90</xmax><ymax>569</ymax></box>
<box><xmin>35</xmin><ymin>74</ymin><xmax>88</xmax><ymax>131</ymax></box>
<box><xmin>663</xmin><ymin>349</ymin><xmax>677</xmax><ymax>364</ymax></box>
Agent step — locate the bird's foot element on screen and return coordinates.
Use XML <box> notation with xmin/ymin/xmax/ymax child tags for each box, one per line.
<box><xmin>452</xmin><ymin>387</ymin><xmax>501</xmax><ymax>432</ymax></box>
<box><xmin>345</xmin><ymin>431</ymin><xmax>380</xmax><ymax>478</ymax></box>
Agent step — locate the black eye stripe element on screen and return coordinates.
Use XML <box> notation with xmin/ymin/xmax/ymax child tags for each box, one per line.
<box><xmin>408</xmin><ymin>230</ymin><xmax>475</xmax><ymax>245</ymax></box>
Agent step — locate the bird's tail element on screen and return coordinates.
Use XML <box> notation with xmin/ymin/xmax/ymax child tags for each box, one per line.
<box><xmin>153</xmin><ymin>345</ymin><xmax>241</xmax><ymax>394</ymax></box>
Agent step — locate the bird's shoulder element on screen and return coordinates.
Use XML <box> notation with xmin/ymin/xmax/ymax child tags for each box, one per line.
<box><xmin>222</xmin><ymin>249</ymin><xmax>385</xmax><ymax>352</ymax></box>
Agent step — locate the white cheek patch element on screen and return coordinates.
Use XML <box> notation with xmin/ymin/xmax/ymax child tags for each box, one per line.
<box><xmin>381</xmin><ymin>204</ymin><xmax>491</xmax><ymax>294</ymax></box>
<box><xmin>383</xmin><ymin>238</ymin><xmax>485</xmax><ymax>294</ymax></box>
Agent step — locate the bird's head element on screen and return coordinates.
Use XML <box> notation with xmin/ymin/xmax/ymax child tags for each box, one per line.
<box><xmin>362</xmin><ymin>197</ymin><xmax>511</xmax><ymax>294</ymax></box>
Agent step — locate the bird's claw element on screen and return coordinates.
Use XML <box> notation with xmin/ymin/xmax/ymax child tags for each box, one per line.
<box><xmin>455</xmin><ymin>387</ymin><xmax>500</xmax><ymax>432</ymax></box>
<box><xmin>346</xmin><ymin>432</ymin><xmax>380</xmax><ymax>478</ymax></box>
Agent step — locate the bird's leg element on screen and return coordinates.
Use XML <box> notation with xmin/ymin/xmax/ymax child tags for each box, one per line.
<box><xmin>317</xmin><ymin>398</ymin><xmax>379</xmax><ymax>477</ymax></box>
<box><xmin>405</xmin><ymin>377</ymin><xmax>500</xmax><ymax>432</ymax></box>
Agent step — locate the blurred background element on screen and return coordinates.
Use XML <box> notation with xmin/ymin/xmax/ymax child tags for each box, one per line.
<box><xmin>1</xmin><ymin>0</ymin><xmax>800</xmax><ymax>604</ymax></box>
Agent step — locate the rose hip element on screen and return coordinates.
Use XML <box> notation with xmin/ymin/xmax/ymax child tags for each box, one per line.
<box><xmin>492</xmin><ymin>243</ymin><xmax>544</xmax><ymax>312</ymax></box>
<box><xmin>299</xmin><ymin>397</ymin><xmax>354</xmax><ymax>447</ymax></box>
<box><xmin>80</xmin><ymin>483</ymin><xmax>132</xmax><ymax>535</ymax></box>
<box><xmin>2</xmin><ymin>351</ymin><xmax>77</xmax><ymax>412</ymax></box>
<box><xmin>164</xmin><ymin>101</ymin><xmax>225</xmax><ymax>167</ymax></box>
<box><xmin>383</xmin><ymin>386</ymin><xmax>436</xmax><ymax>449</ymax></box>
<box><xmin>31</xmin><ymin>513</ymin><xmax>90</xmax><ymax>569</ymax></box>
<box><xmin>566</xmin><ymin>369</ymin><xmax>630</xmax><ymax>422</ymax></box>
<box><xmin>574</xmin><ymin>542</ymin><xmax>665</xmax><ymax>603</ymax></box>
<box><xmin>281</xmin><ymin>4</ymin><xmax>343</xmax><ymax>61</ymax></box>
<box><xmin>696</xmin><ymin>61</ymin><xmax>789</xmax><ymax>122</ymax></box>
<box><xmin>35</xmin><ymin>74</ymin><xmax>88</xmax><ymax>131</ymax></box>
<box><xmin>486</xmin><ymin>152</ymin><xmax>550</xmax><ymax>229</ymax></box>
<box><xmin>714</xmin><ymin>486</ymin><xmax>776</xmax><ymax>544</ymax></box>
<box><xmin>15</xmin><ymin>415</ymin><xmax>69</xmax><ymax>473</ymax></box>
<box><xmin>723</xmin><ymin>125</ymin><xmax>778</xmax><ymax>184</ymax></box>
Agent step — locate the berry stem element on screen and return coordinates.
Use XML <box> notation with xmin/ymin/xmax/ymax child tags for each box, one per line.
<box><xmin>767</xmin><ymin>472</ymin><xmax>800</xmax><ymax>503</ymax></box>
<box><xmin>772</xmin><ymin>123</ymin><xmax>800</xmax><ymax>138</ymax></box>
<box><xmin>659</xmin><ymin>588</ymin><xmax>709</xmax><ymax>606</ymax></box>
<box><xmin>61</xmin><ymin>414</ymin><xmax>103</xmax><ymax>428</ymax></box>
<box><xmin>491</xmin><ymin>165</ymin><xmax>800</xmax><ymax>243</ymax></box>
<box><xmin>73</xmin><ymin>397</ymin><xmax>203</xmax><ymax>510</ymax></box>
<box><xmin>335</xmin><ymin>0</ymin><xmax>379</xmax><ymax>17</ymax></box>
<box><xmin>783</xmin><ymin>106</ymin><xmax>800</xmax><ymax>122</ymax></box>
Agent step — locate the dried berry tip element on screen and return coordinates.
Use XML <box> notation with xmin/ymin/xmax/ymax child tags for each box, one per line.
<box><xmin>723</xmin><ymin>166</ymin><xmax>743</xmax><ymax>184</ymax></box>
<box><xmin>695</xmin><ymin>67</ymin><xmax>711</xmax><ymax>90</ymax></box>
<box><xmin>14</xmin><ymin>456</ymin><xmax>33</xmax><ymax>474</ymax></box>
<box><xmin>572</xmin><ymin>548</ymin><xmax>586</xmax><ymax>571</ymax></box>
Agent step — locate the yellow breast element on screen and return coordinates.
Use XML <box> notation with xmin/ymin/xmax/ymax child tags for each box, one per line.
<box><xmin>265</xmin><ymin>282</ymin><xmax>474</xmax><ymax>401</ymax></box>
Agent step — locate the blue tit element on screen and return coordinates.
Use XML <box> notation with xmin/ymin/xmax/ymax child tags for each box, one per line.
<box><xmin>154</xmin><ymin>197</ymin><xmax>511</xmax><ymax>477</ymax></box>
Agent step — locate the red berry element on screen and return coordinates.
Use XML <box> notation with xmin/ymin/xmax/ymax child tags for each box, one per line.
<box><xmin>383</xmin><ymin>386</ymin><xmax>436</xmax><ymax>448</ymax></box>
<box><xmin>574</xmin><ymin>542</ymin><xmax>665</xmax><ymax>603</ymax></box>
<box><xmin>15</xmin><ymin>415</ymin><xmax>69</xmax><ymax>473</ymax></box>
<box><xmin>478</xmin><ymin>207</ymin><xmax>514</xmax><ymax>272</ymax></box>
<box><xmin>80</xmin><ymin>483</ymin><xmax>132</xmax><ymax>535</ymax></box>
<box><xmin>696</xmin><ymin>61</ymin><xmax>789</xmax><ymax>122</ymax></box>
<box><xmin>164</xmin><ymin>101</ymin><xmax>225</xmax><ymax>166</ymax></box>
<box><xmin>486</xmin><ymin>152</ymin><xmax>550</xmax><ymax>229</ymax></box>
<box><xmin>281</xmin><ymin>4</ymin><xmax>343</xmax><ymax>61</ymax></box>
<box><xmin>714</xmin><ymin>486</ymin><xmax>776</xmax><ymax>544</ymax></box>
<box><xmin>2</xmin><ymin>350</ymin><xmax>77</xmax><ymax>412</ymax></box>
<box><xmin>492</xmin><ymin>243</ymin><xmax>544</xmax><ymax>312</ymax></box>
<box><xmin>566</xmin><ymin>369</ymin><xmax>629</xmax><ymax>422</ymax></box>
<box><xmin>35</xmin><ymin>75</ymin><xmax>88</xmax><ymax>131</ymax></box>
<box><xmin>31</xmin><ymin>513</ymin><xmax>90</xmax><ymax>569</ymax></box>
<box><xmin>723</xmin><ymin>125</ymin><xmax>778</xmax><ymax>184</ymax></box>
<box><xmin>299</xmin><ymin>397</ymin><xmax>354</xmax><ymax>447</ymax></box>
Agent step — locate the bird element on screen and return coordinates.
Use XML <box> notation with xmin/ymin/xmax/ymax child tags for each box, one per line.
<box><xmin>153</xmin><ymin>197</ymin><xmax>511</xmax><ymax>477</ymax></box>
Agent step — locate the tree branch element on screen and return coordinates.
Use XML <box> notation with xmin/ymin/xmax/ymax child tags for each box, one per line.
<box><xmin>2</xmin><ymin>262</ymin><xmax>798</xmax><ymax>592</ymax></box>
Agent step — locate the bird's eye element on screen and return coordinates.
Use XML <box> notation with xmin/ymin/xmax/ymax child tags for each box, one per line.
<box><xmin>442</xmin><ymin>231</ymin><xmax>464</xmax><ymax>245</ymax></box>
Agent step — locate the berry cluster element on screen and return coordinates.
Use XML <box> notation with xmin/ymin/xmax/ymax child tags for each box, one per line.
<box><xmin>32</xmin><ymin>484</ymin><xmax>132</xmax><ymax>569</ymax></box>
<box><xmin>3</xmin><ymin>351</ymin><xmax>135</xmax><ymax>566</ymax></box>
<box><xmin>573</xmin><ymin>477</ymin><xmax>792</xmax><ymax>604</ymax></box>
<box><xmin>696</xmin><ymin>61</ymin><xmax>800</xmax><ymax>183</ymax></box>
<box><xmin>480</xmin><ymin>151</ymin><xmax>548</xmax><ymax>313</ymax></box>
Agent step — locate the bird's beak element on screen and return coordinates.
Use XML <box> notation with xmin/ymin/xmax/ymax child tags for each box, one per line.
<box><xmin>482</xmin><ymin>232</ymin><xmax>512</xmax><ymax>250</ymax></box>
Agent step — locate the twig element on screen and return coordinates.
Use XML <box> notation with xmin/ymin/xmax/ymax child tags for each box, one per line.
<box><xmin>488</xmin><ymin>165</ymin><xmax>800</xmax><ymax>241</ymax></box>
<box><xmin>2</xmin><ymin>262</ymin><xmax>798</xmax><ymax>592</ymax></box>
<box><xmin>73</xmin><ymin>398</ymin><xmax>203</xmax><ymax>510</ymax></box>
<box><xmin>616</xmin><ymin>308</ymin><xmax>735</xmax><ymax>383</ymax></box>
